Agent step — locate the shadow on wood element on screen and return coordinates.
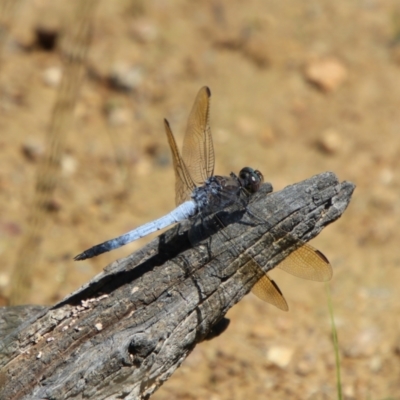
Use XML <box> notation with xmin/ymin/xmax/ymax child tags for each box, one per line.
<box><xmin>0</xmin><ymin>172</ymin><xmax>355</xmax><ymax>400</ymax></box>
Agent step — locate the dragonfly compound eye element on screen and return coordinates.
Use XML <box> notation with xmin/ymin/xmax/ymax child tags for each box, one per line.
<box><xmin>239</xmin><ymin>167</ymin><xmax>263</xmax><ymax>194</ymax></box>
<box><xmin>254</xmin><ymin>170</ymin><xmax>264</xmax><ymax>184</ymax></box>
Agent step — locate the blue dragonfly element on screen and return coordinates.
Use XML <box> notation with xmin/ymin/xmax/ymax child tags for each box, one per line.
<box><xmin>75</xmin><ymin>87</ymin><xmax>331</xmax><ymax>310</ymax></box>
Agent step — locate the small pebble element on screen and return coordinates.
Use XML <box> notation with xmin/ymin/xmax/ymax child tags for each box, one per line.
<box><xmin>369</xmin><ymin>355</ymin><xmax>382</xmax><ymax>372</ymax></box>
<box><xmin>61</xmin><ymin>155</ymin><xmax>78</xmax><ymax>176</ymax></box>
<box><xmin>305</xmin><ymin>57</ymin><xmax>347</xmax><ymax>92</ymax></box>
<box><xmin>295</xmin><ymin>360</ymin><xmax>312</xmax><ymax>376</ymax></box>
<box><xmin>21</xmin><ymin>141</ymin><xmax>45</xmax><ymax>162</ymax></box>
<box><xmin>266</xmin><ymin>345</ymin><xmax>294</xmax><ymax>368</ymax></box>
<box><xmin>109</xmin><ymin>62</ymin><xmax>143</xmax><ymax>92</ymax></box>
<box><xmin>243</xmin><ymin>37</ymin><xmax>270</xmax><ymax>68</ymax></box>
<box><xmin>343</xmin><ymin>385</ymin><xmax>356</xmax><ymax>399</ymax></box>
<box><xmin>42</xmin><ymin>66</ymin><xmax>62</xmax><ymax>87</ymax></box>
<box><xmin>379</xmin><ymin>168</ymin><xmax>393</xmax><ymax>185</ymax></box>
<box><xmin>295</xmin><ymin>354</ymin><xmax>316</xmax><ymax>376</ymax></box>
<box><xmin>317</xmin><ymin>128</ymin><xmax>342</xmax><ymax>154</ymax></box>
<box><xmin>0</xmin><ymin>273</ymin><xmax>10</xmax><ymax>289</ymax></box>
<box><xmin>342</xmin><ymin>327</ymin><xmax>379</xmax><ymax>358</ymax></box>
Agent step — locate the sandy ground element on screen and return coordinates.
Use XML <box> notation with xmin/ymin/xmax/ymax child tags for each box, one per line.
<box><xmin>1</xmin><ymin>1</ymin><xmax>400</xmax><ymax>399</ymax></box>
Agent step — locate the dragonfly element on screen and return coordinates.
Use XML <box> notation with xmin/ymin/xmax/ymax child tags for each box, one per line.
<box><xmin>74</xmin><ymin>86</ymin><xmax>332</xmax><ymax>310</ymax></box>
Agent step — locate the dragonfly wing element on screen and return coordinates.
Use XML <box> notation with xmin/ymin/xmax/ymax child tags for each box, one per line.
<box><xmin>182</xmin><ymin>86</ymin><xmax>215</xmax><ymax>186</ymax></box>
<box><xmin>277</xmin><ymin>243</ymin><xmax>332</xmax><ymax>281</ymax></box>
<box><xmin>251</xmin><ymin>273</ymin><xmax>289</xmax><ymax>311</ymax></box>
<box><xmin>164</xmin><ymin>119</ymin><xmax>196</xmax><ymax>206</ymax></box>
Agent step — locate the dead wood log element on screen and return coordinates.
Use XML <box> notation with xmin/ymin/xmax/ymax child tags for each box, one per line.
<box><xmin>0</xmin><ymin>172</ymin><xmax>355</xmax><ymax>400</ymax></box>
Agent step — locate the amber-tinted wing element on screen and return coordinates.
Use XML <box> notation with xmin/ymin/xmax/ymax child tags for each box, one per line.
<box><xmin>277</xmin><ymin>243</ymin><xmax>332</xmax><ymax>281</ymax></box>
<box><xmin>164</xmin><ymin>119</ymin><xmax>197</xmax><ymax>206</ymax></box>
<box><xmin>251</xmin><ymin>272</ymin><xmax>289</xmax><ymax>311</ymax></box>
<box><xmin>251</xmin><ymin>243</ymin><xmax>331</xmax><ymax>310</ymax></box>
<box><xmin>181</xmin><ymin>86</ymin><xmax>215</xmax><ymax>189</ymax></box>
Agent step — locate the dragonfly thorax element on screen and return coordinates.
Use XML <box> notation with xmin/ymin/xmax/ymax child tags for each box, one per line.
<box><xmin>191</xmin><ymin>167</ymin><xmax>263</xmax><ymax>216</ymax></box>
<box><xmin>191</xmin><ymin>174</ymin><xmax>243</xmax><ymax>215</ymax></box>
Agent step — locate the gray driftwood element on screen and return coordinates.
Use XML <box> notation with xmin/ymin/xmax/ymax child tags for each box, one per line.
<box><xmin>0</xmin><ymin>172</ymin><xmax>355</xmax><ymax>400</ymax></box>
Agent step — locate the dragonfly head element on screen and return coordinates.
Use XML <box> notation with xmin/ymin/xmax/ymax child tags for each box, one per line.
<box><xmin>239</xmin><ymin>167</ymin><xmax>264</xmax><ymax>194</ymax></box>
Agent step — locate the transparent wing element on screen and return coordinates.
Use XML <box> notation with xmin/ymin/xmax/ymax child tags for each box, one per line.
<box><xmin>251</xmin><ymin>243</ymin><xmax>331</xmax><ymax>310</ymax></box>
<box><xmin>277</xmin><ymin>243</ymin><xmax>332</xmax><ymax>281</ymax></box>
<box><xmin>164</xmin><ymin>119</ymin><xmax>197</xmax><ymax>206</ymax></box>
<box><xmin>182</xmin><ymin>86</ymin><xmax>215</xmax><ymax>187</ymax></box>
<box><xmin>251</xmin><ymin>273</ymin><xmax>289</xmax><ymax>311</ymax></box>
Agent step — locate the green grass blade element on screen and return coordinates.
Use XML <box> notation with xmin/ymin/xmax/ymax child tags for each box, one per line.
<box><xmin>326</xmin><ymin>282</ymin><xmax>342</xmax><ymax>400</ymax></box>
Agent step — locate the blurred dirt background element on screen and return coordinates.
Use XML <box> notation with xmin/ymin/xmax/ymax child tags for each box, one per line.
<box><xmin>1</xmin><ymin>0</ymin><xmax>400</xmax><ymax>399</ymax></box>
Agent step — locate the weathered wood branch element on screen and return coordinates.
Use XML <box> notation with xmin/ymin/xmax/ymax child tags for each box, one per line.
<box><xmin>0</xmin><ymin>172</ymin><xmax>355</xmax><ymax>400</ymax></box>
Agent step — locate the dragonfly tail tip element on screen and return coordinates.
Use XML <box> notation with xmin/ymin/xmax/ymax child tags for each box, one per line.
<box><xmin>74</xmin><ymin>253</ymin><xmax>87</xmax><ymax>261</ymax></box>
